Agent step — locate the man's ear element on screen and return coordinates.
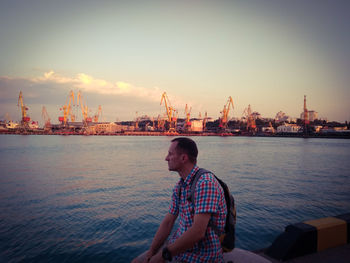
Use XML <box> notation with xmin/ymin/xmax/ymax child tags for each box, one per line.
<box><xmin>181</xmin><ymin>153</ymin><xmax>188</xmax><ymax>162</ymax></box>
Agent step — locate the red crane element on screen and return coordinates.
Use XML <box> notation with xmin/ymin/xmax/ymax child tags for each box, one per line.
<box><xmin>219</xmin><ymin>96</ymin><xmax>234</xmax><ymax>129</ymax></box>
<box><xmin>243</xmin><ymin>104</ymin><xmax>257</xmax><ymax>132</ymax></box>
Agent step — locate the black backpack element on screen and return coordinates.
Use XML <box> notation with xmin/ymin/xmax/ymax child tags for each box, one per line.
<box><xmin>188</xmin><ymin>168</ymin><xmax>236</xmax><ymax>252</ymax></box>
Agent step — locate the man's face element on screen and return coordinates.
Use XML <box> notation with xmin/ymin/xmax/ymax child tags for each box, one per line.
<box><xmin>165</xmin><ymin>141</ymin><xmax>183</xmax><ymax>171</ymax></box>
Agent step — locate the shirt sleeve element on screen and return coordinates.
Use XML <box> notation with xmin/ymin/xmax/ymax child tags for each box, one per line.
<box><xmin>169</xmin><ymin>182</ymin><xmax>180</xmax><ymax>215</ymax></box>
<box><xmin>194</xmin><ymin>174</ymin><xmax>221</xmax><ymax>214</ymax></box>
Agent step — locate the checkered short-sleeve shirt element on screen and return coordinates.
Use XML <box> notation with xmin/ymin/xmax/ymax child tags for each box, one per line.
<box><xmin>169</xmin><ymin>166</ymin><xmax>227</xmax><ymax>262</ymax></box>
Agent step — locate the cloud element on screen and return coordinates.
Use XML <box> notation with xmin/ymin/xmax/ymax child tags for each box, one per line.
<box><xmin>0</xmin><ymin>71</ymin><xmax>190</xmax><ymax>123</ymax></box>
<box><xmin>29</xmin><ymin>71</ymin><xmax>164</xmax><ymax>103</ymax></box>
<box><xmin>32</xmin><ymin>70</ymin><xmax>72</xmax><ymax>84</ymax></box>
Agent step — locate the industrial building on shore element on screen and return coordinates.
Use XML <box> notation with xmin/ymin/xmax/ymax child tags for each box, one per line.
<box><xmin>1</xmin><ymin>91</ymin><xmax>349</xmax><ymax>137</ymax></box>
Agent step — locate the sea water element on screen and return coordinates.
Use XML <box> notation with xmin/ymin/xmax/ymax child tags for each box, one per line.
<box><xmin>0</xmin><ymin>135</ymin><xmax>349</xmax><ymax>262</ymax></box>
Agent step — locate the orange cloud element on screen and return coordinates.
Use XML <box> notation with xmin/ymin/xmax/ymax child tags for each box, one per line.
<box><xmin>31</xmin><ymin>71</ymin><xmax>163</xmax><ymax>102</ymax></box>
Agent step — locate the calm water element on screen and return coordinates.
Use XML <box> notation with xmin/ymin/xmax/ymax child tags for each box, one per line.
<box><xmin>0</xmin><ymin>135</ymin><xmax>349</xmax><ymax>262</ymax></box>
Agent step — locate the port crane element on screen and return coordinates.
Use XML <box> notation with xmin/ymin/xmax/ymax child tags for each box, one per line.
<box><xmin>93</xmin><ymin>105</ymin><xmax>102</xmax><ymax>122</ymax></box>
<box><xmin>243</xmin><ymin>104</ymin><xmax>257</xmax><ymax>132</ymax></box>
<box><xmin>184</xmin><ymin>104</ymin><xmax>192</xmax><ymax>131</ymax></box>
<box><xmin>160</xmin><ymin>92</ymin><xmax>177</xmax><ymax>132</ymax></box>
<box><xmin>42</xmin><ymin>106</ymin><xmax>51</xmax><ymax>130</ymax></box>
<box><xmin>77</xmin><ymin>91</ymin><xmax>92</xmax><ymax>125</ymax></box>
<box><xmin>17</xmin><ymin>91</ymin><xmax>30</xmax><ymax>128</ymax></box>
<box><xmin>59</xmin><ymin>90</ymin><xmax>75</xmax><ymax>126</ymax></box>
<box><xmin>219</xmin><ymin>96</ymin><xmax>234</xmax><ymax>130</ymax></box>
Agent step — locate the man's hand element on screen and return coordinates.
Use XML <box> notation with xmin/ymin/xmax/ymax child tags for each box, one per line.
<box><xmin>130</xmin><ymin>249</ymin><xmax>154</xmax><ymax>263</ymax></box>
<box><xmin>143</xmin><ymin>249</ymin><xmax>155</xmax><ymax>263</ymax></box>
<box><xmin>149</xmin><ymin>250</ymin><xmax>165</xmax><ymax>263</ymax></box>
<box><xmin>167</xmin><ymin>213</ymin><xmax>211</xmax><ymax>256</ymax></box>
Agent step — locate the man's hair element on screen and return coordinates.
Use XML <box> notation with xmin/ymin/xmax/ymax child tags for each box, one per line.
<box><xmin>171</xmin><ymin>137</ymin><xmax>198</xmax><ymax>164</ymax></box>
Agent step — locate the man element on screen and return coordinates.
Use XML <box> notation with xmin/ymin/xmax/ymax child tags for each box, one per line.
<box><xmin>132</xmin><ymin>137</ymin><xmax>227</xmax><ymax>262</ymax></box>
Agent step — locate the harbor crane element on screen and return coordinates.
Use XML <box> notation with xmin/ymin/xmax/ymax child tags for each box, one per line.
<box><xmin>184</xmin><ymin>104</ymin><xmax>192</xmax><ymax>131</ymax></box>
<box><xmin>160</xmin><ymin>92</ymin><xmax>177</xmax><ymax>132</ymax></box>
<box><xmin>77</xmin><ymin>91</ymin><xmax>92</xmax><ymax>125</ymax></box>
<box><xmin>17</xmin><ymin>91</ymin><xmax>30</xmax><ymax>128</ymax></box>
<box><xmin>219</xmin><ymin>96</ymin><xmax>234</xmax><ymax>130</ymax></box>
<box><xmin>243</xmin><ymin>104</ymin><xmax>257</xmax><ymax>133</ymax></box>
<box><xmin>42</xmin><ymin>106</ymin><xmax>51</xmax><ymax>130</ymax></box>
<box><xmin>59</xmin><ymin>90</ymin><xmax>75</xmax><ymax>126</ymax></box>
<box><xmin>93</xmin><ymin>105</ymin><xmax>102</xmax><ymax>122</ymax></box>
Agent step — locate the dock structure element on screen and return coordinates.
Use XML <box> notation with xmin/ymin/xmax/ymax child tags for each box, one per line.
<box><xmin>257</xmin><ymin>213</ymin><xmax>350</xmax><ymax>263</ymax></box>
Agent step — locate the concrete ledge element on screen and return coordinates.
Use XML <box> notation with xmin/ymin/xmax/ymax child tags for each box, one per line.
<box><xmin>305</xmin><ymin>217</ymin><xmax>347</xmax><ymax>251</ymax></box>
<box><xmin>265</xmin><ymin>213</ymin><xmax>350</xmax><ymax>261</ymax></box>
<box><xmin>335</xmin><ymin>213</ymin><xmax>350</xmax><ymax>243</ymax></box>
<box><xmin>224</xmin><ymin>248</ymin><xmax>272</xmax><ymax>263</ymax></box>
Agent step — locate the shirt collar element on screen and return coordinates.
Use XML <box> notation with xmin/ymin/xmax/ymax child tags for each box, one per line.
<box><xmin>181</xmin><ymin>165</ymin><xmax>199</xmax><ymax>187</ymax></box>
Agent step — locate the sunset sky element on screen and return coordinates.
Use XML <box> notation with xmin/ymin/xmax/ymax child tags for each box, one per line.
<box><xmin>1</xmin><ymin>0</ymin><xmax>349</xmax><ymax>124</ymax></box>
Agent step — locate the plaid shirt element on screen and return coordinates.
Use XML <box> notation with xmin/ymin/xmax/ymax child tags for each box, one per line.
<box><xmin>169</xmin><ymin>165</ymin><xmax>227</xmax><ymax>262</ymax></box>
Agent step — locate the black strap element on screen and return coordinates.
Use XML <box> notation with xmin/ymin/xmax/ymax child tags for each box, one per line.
<box><xmin>177</xmin><ymin>168</ymin><xmax>209</xmax><ymax>204</ymax></box>
<box><xmin>188</xmin><ymin>168</ymin><xmax>222</xmax><ymax>235</ymax></box>
<box><xmin>188</xmin><ymin>168</ymin><xmax>210</xmax><ymax>203</ymax></box>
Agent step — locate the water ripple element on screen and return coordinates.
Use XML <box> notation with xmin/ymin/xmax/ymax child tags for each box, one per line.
<box><xmin>0</xmin><ymin>136</ymin><xmax>349</xmax><ymax>262</ymax></box>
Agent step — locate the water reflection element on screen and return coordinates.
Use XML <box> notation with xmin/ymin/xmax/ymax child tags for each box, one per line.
<box><xmin>0</xmin><ymin>135</ymin><xmax>349</xmax><ymax>262</ymax></box>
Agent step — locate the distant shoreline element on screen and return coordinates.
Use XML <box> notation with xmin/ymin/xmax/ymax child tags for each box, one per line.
<box><xmin>1</xmin><ymin>130</ymin><xmax>349</xmax><ymax>139</ymax></box>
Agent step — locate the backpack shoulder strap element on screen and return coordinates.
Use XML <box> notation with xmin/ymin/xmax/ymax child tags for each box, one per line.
<box><xmin>189</xmin><ymin>169</ymin><xmax>225</xmax><ymax>235</ymax></box>
<box><xmin>188</xmin><ymin>168</ymin><xmax>211</xmax><ymax>204</ymax></box>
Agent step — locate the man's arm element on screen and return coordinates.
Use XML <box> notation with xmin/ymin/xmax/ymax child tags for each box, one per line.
<box><xmin>150</xmin><ymin>212</ymin><xmax>211</xmax><ymax>262</ymax></box>
<box><xmin>167</xmin><ymin>213</ymin><xmax>211</xmax><ymax>255</ymax></box>
<box><xmin>148</xmin><ymin>213</ymin><xmax>177</xmax><ymax>258</ymax></box>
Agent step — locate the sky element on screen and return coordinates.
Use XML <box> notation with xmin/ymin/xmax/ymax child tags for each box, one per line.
<box><xmin>0</xmin><ymin>0</ymin><xmax>349</xmax><ymax>125</ymax></box>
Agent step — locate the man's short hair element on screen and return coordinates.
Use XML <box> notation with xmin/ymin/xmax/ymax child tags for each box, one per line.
<box><xmin>171</xmin><ymin>137</ymin><xmax>198</xmax><ymax>164</ymax></box>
